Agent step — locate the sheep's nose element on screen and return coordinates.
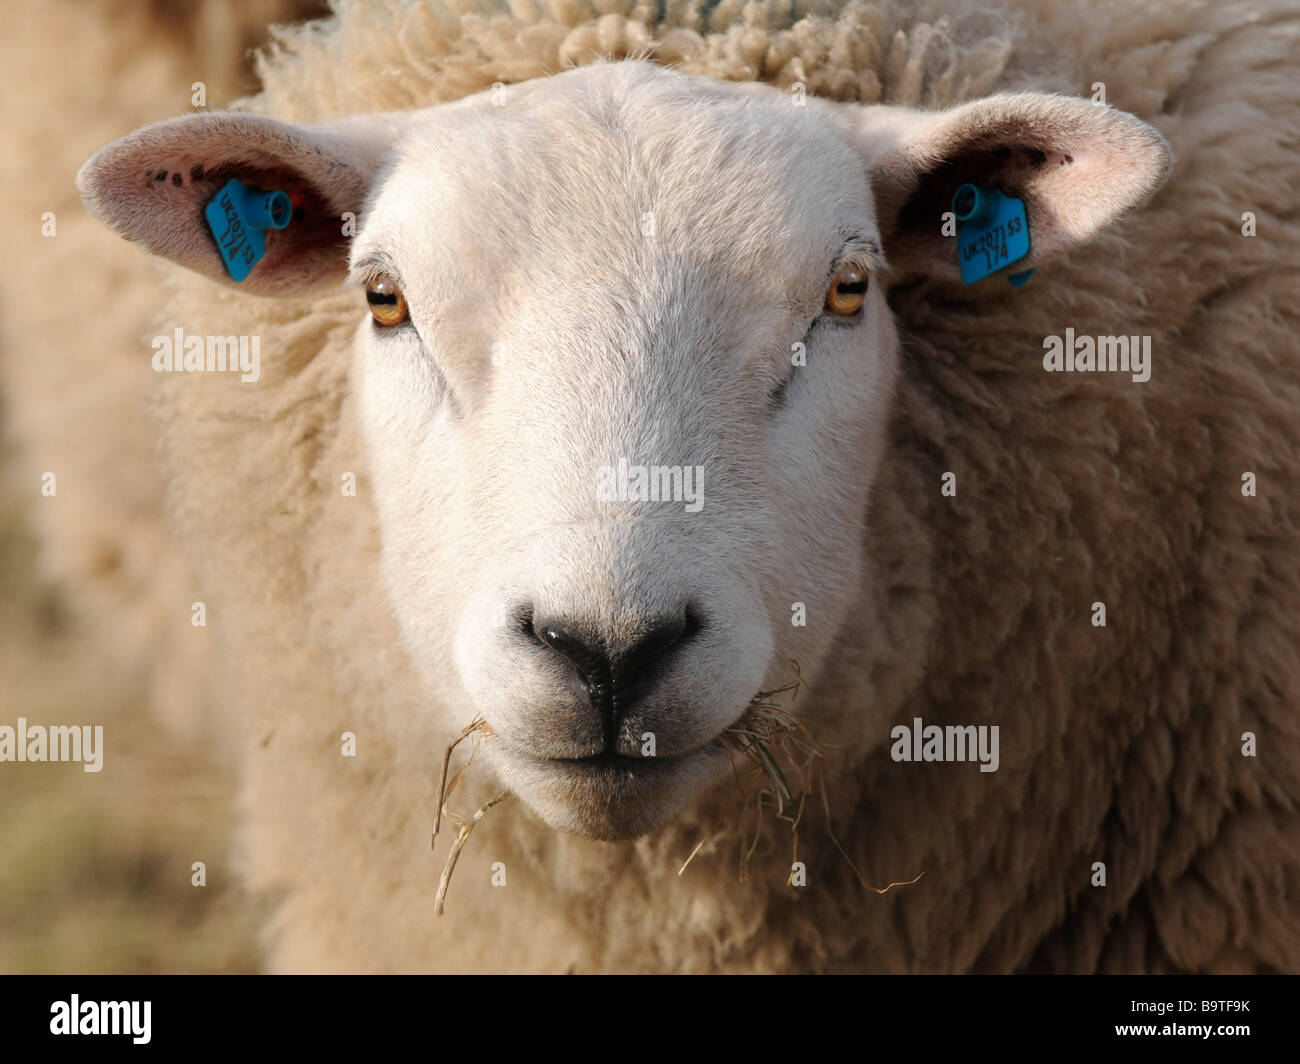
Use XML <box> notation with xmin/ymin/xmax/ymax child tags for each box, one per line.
<box><xmin>531</xmin><ymin>609</ymin><xmax>698</xmax><ymax>718</ymax></box>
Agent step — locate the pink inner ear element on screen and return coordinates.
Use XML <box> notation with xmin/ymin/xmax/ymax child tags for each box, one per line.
<box><xmin>114</xmin><ymin>153</ymin><xmax>344</xmax><ymax>292</ymax></box>
<box><xmin>79</xmin><ymin>112</ymin><xmax>379</xmax><ymax>296</ymax></box>
<box><xmin>874</xmin><ymin>98</ymin><xmax>1171</xmax><ymax>282</ymax></box>
<box><xmin>197</xmin><ymin>161</ymin><xmax>341</xmax><ymax>263</ymax></box>
<box><xmin>894</xmin><ymin>138</ymin><xmax>1086</xmax><ymax>267</ymax></box>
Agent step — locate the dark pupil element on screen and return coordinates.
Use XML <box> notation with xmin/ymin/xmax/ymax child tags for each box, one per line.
<box><xmin>367</xmin><ymin>289</ymin><xmax>398</xmax><ymax>306</ymax></box>
<box><xmin>837</xmin><ymin>279</ymin><xmax>867</xmax><ymax>295</ymax></box>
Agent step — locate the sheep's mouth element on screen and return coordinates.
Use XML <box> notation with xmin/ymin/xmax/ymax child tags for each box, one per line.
<box><xmin>468</xmin><ymin>669</ymin><xmax>805</xmax><ymax>840</ymax></box>
<box><xmin>546</xmin><ymin>748</ymin><xmax>685</xmax><ymax>770</ymax></box>
<box><xmin>485</xmin><ymin>731</ymin><xmax>731</xmax><ymax>840</ymax></box>
<box><xmin>496</xmin><ymin>734</ymin><xmax>721</xmax><ymax>784</ymax></box>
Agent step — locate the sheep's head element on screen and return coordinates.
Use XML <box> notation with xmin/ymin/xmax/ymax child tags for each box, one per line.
<box><xmin>79</xmin><ymin>61</ymin><xmax>1170</xmax><ymax>840</ymax></box>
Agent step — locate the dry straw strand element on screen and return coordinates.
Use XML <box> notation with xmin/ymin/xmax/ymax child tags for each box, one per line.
<box><xmin>721</xmin><ymin>662</ymin><xmax>923</xmax><ymax>894</ymax></box>
<box><xmin>431</xmin><ymin>715</ymin><xmax>510</xmax><ymax>915</ymax></box>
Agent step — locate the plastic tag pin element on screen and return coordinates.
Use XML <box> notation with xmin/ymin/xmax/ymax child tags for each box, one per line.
<box><xmin>204</xmin><ymin>178</ymin><xmax>292</xmax><ymax>282</ymax></box>
<box><xmin>952</xmin><ymin>182</ymin><xmax>1033</xmax><ymax>286</ymax></box>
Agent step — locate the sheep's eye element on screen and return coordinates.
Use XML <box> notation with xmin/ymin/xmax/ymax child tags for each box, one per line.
<box><xmin>824</xmin><ymin>265</ymin><xmax>869</xmax><ymax>317</ymax></box>
<box><xmin>366</xmin><ymin>279</ymin><xmax>408</xmax><ymax>328</ymax></box>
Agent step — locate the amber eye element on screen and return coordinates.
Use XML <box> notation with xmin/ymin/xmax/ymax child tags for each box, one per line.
<box><xmin>824</xmin><ymin>265</ymin><xmax>869</xmax><ymax>317</ymax></box>
<box><xmin>366</xmin><ymin>279</ymin><xmax>408</xmax><ymax>327</ymax></box>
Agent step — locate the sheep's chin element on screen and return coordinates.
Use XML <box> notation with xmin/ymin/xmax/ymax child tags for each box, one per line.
<box><xmin>484</xmin><ymin>736</ymin><xmax>732</xmax><ymax>841</ymax></box>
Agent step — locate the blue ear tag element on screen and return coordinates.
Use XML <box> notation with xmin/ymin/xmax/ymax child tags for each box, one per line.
<box><xmin>952</xmin><ymin>183</ymin><xmax>1033</xmax><ymax>286</ymax></box>
<box><xmin>204</xmin><ymin>178</ymin><xmax>293</xmax><ymax>282</ymax></box>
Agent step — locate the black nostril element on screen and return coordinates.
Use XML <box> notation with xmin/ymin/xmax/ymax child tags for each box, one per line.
<box><xmin>533</xmin><ymin>621</ymin><xmax>609</xmax><ymax>686</ymax></box>
<box><xmin>615</xmin><ymin>613</ymin><xmax>688</xmax><ymax>687</ymax></box>
<box><xmin>529</xmin><ymin>606</ymin><xmax>701</xmax><ymax>721</ymax></box>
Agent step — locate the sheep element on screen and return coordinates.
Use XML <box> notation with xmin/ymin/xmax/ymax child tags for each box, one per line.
<box><xmin>64</xmin><ymin>0</ymin><xmax>1300</xmax><ymax>973</ymax></box>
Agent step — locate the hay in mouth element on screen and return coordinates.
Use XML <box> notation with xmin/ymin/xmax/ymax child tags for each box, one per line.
<box><xmin>430</xmin><ymin>668</ymin><xmax>922</xmax><ymax>914</ymax></box>
<box><xmin>713</xmin><ymin>662</ymin><xmax>924</xmax><ymax>895</ymax></box>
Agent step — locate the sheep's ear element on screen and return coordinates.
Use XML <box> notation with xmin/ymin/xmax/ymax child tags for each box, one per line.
<box><xmin>847</xmin><ymin>94</ymin><xmax>1172</xmax><ymax>282</ymax></box>
<box><xmin>77</xmin><ymin>111</ymin><xmax>403</xmax><ymax>296</ymax></box>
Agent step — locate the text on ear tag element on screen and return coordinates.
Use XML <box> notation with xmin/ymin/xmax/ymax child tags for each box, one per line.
<box><xmin>952</xmin><ymin>183</ymin><xmax>1032</xmax><ymax>285</ymax></box>
<box><xmin>204</xmin><ymin>178</ymin><xmax>292</xmax><ymax>282</ymax></box>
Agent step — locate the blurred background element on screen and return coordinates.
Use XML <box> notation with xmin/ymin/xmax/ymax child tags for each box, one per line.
<box><xmin>0</xmin><ymin>0</ymin><xmax>326</xmax><ymax>973</ymax></box>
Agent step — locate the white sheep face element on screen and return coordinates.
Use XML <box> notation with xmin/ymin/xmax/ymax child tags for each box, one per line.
<box><xmin>353</xmin><ymin>63</ymin><xmax>897</xmax><ymax>838</ymax></box>
<box><xmin>77</xmin><ymin>59</ymin><xmax>1171</xmax><ymax>841</ymax></box>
